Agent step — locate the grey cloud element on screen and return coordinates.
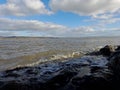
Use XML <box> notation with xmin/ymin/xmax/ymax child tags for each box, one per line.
<box><xmin>0</xmin><ymin>18</ymin><xmax>67</xmax><ymax>31</ymax></box>
<box><xmin>0</xmin><ymin>18</ymin><xmax>97</xmax><ymax>37</ymax></box>
<box><xmin>0</xmin><ymin>18</ymin><xmax>119</xmax><ymax>37</ymax></box>
<box><xmin>0</xmin><ymin>0</ymin><xmax>52</xmax><ymax>16</ymax></box>
<box><xmin>0</xmin><ymin>31</ymin><xmax>16</xmax><ymax>36</ymax></box>
<box><xmin>50</xmin><ymin>0</ymin><xmax>120</xmax><ymax>17</ymax></box>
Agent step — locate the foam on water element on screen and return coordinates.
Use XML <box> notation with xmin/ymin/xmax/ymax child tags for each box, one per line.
<box><xmin>17</xmin><ymin>51</ymin><xmax>85</xmax><ymax>67</ymax></box>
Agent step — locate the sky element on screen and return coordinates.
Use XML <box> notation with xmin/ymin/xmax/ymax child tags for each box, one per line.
<box><xmin>0</xmin><ymin>0</ymin><xmax>120</xmax><ymax>37</ymax></box>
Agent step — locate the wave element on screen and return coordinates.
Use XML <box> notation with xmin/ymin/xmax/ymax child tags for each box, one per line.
<box><xmin>17</xmin><ymin>51</ymin><xmax>85</xmax><ymax>67</ymax></box>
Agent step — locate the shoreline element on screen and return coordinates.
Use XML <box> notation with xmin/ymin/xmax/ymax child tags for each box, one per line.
<box><xmin>0</xmin><ymin>45</ymin><xmax>120</xmax><ymax>90</ymax></box>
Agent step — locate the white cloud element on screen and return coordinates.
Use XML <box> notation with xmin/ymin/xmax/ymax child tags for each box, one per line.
<box><xmin>0</xmin><ymin>18</ymin><xmax>97</xmax><ymax>37</ymax></box>
<box><xmin>0</xmin><ymin>0</ymin><xmax>52</xmax><ymax>16</ymax></box>
<box><xmin>0</xmin><ymin>18</ymin><xmax>120</xmax><ymax>37</ymax></box>
<box><xmin>50</xmin><ymin>0</ymin><xmax>120</xmax><ymax>17</ymax></box>
<box><xmin>64</xmin><ymin>26</ymin><xmax>95</xmax><ymax>37</ymax></box>
<box><xmin>0</xmin><ymin>31</ymin><xmax>16</xmax><ymax>36</ymax></box>
<box><xmin>0</xmin><ymin>18</ymin><xmax>67</xmax><ymax>31</ymax></box>
<box><xmin>100</xmin><ymin>18</ymin><xmax>120</xmax><ymax>24</ymax></box>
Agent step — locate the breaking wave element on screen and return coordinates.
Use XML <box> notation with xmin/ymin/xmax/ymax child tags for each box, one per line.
<box><xmin>17</xmin><ymin>51</ymin><xmax>85</xmax><ymax>67</ymax></box>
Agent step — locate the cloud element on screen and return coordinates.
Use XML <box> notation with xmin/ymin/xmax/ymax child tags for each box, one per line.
<box><xmin>100</xmin><ymin>18</ymin><xmax>120</xmax><ymax>24</ymax></box>
<box><xmin>63</xmin><ymin>26</ymin><xmax>95</xmax><ymax>37</ymax></box>
<box><xmin>0</xmin><ymin>18</ymin><xmax>120</xmax><ymax>37</ymax></box>
<box><xmin>0</xmin><ymin>31</ymin><xmax>16</xmax><ymax>36</ymax></box>
<box><xmin>0</xmin><ymin>18</ymin><xmax>67</xmax><ymax>31</ymax></box>
<box><xmin>0</xmin><ymin>18</ymin><xmax>69</xmax><ymax>37</ymax></box>
<box><xmin>0</xmin><ymin>18</ymin><xmax>97</xmax><ymax>37</ymax></box>
<box><xmin>50</xmin><ymin>0</ymin><xmax>120</xmax><ymax>28</ymax></box>
<box><xmin>0</xmin><ymin>0</ymin><xmax>52</xmax><ymax>16</ymax></box>
<box><xmin>50</xmin><ymin>0</ymin><xmax>120</xmax><ymax>17</ymax></box>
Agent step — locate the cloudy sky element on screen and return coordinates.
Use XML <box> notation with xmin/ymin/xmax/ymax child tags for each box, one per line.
<box><xmin>0</xmin><ymin>0</ymin><xmax>120</xmax><ymax>37</ymax></box>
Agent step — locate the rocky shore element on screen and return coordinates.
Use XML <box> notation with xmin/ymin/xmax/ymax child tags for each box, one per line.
<box><xmin>0</xmin><ymin>45</ymin><xmax>120</xmax><ymax>90</ymax></box>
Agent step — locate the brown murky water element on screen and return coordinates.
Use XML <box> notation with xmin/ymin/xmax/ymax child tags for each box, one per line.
<box><xmin>0</xmin><ymin>37</ymin><xmax>120</xmax><ymax>71</ymax></box>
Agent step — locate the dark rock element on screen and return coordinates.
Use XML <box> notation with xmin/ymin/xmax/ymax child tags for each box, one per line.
<box><xmin>29</xmin><ymin>78</ymin><xmax>38</xmax><ymax>83</ymax></box>
<box><xmin>5</xmin><ymin>67</ymin><xmax>28</xmax><ymax>73</ymax></box>
<box><xmin>66</xmin><ymin>75</ymin><xmax>115</xmax><ymax>90</ymax></box>
<box><xmin>42</xmin><ymin>67</ymin><xmax>78</xmax><ymax>90</ymax></box>
<box><xmin>0</xmin><ymin>81</ymin><xmax>42</xmax><ymax>90</ymax></box>
<box><xmin>87</xmin><ymin>51</ymin><xmax>101</xmax><ymax>56</ymax></box>
<box><xmin>0</xmin><ymin>50</ymin><xmax>118</xmax><ymax>90</ymax></box>
<box><xmin>115</xmin><ymin>46</ymin><xmax>120</xmax><ymax>51</ymax></box>
<box><xmin>4</xmin><ymin>73</ymin><xmax>20</xmax><ymax>78</ymax></box>
<box><xmin>91</xmin><ymin>66</ymin><xmax>102</xmax><ymax>73</ymax></box>
<box><xmin>108</xmin><ymin>51</ymin><xmax>120</xmax><ymax>60</ymax></box>
<box><xmin>25</xmin><ymin>69</ymin><xmax>38</xmax><ymax>75</ymax></box>
<box><xmin>100</xmin><ymin>45</ymin><xmax>115</xmax><ymax>56</ymax></box>
<box><xmin>108</xmin><ymin>52</ymin><xmax>120</xmax><ymax>77</ymax></box>
<box><xmin>107</xmin><ymin>50</ymin><xmax>120</xmax><ymax>89</ymax></box>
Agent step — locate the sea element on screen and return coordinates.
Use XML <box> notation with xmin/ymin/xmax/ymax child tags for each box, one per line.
<box><xmin>0</xmin><ymin>36</ymin><xmax>120</xmax><ymax>71</ymax></box>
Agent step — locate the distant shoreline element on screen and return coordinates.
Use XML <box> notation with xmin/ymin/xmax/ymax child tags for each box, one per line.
<box><xmin>0</xmin><ymin>36</ymin><xmax>120</xmax><ymax>39</ymax></box>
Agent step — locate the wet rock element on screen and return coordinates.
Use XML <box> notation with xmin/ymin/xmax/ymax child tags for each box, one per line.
<box><xmin>29</xmin><ymin>78</ymin><xmax>38</xmax><ymax>82</ymax></box>
<box><xmin>4</xmin><ymin>73</ymin><xmax>20</xmax><ymax>78</ymax></box>
<box><xmin>26</xmin><ymin>69</ymin><xmax>38</xmax><ymax>74</ymax></box>
<box><xmin>100</xmin><ymin>45</ymin><xmax>115</xmax><ymax>56</ymax></box>
<box><xmin>87</xmin><ymin>51</ymin><xmax>100</xmax><ymax>56</ymax></box>
<box><xmin>108</xmin><ymin>50</ymin><xmax>120</xmax><ymax>60</ymax></box>
<box><xmin>42</xmin><ymin>66</ymin><xmax>78</xmax><ymax>90</ymax></box>
<box><xmin>107</xmin><ymin>50</ymin><xmax>120</xmax><ymax>89</ymax></box>
<box><xmin>67</xmin><ymin>75</ymin><xmax>114</xmax><ymax>90</ymax></box>
<box><xmin>5</xmin><ymin>67</ymin><xmax>28</xmax><ymax>73</ymax></box>
<box><xmin>0</xmin><ymin>81</ymin><xmax>42</xmax><ymax>90</ymax></box>
<box><xmin>108</xmin><ymin>52</ymin><xmax>120</xmax><ymax>77</ymax></box>
<box><xmin>91</xmin><ymin>66</ymin><xmax>102</xmax><ymax>73</ymax></box>
<box><xmin>0</xmin><ymin>52</ymin><xmax>115</xmax><ymax>90</ymax></box>
<box><xmin>115</xmin><ymin>46</ymin><xmax>120</xmax><ymax>51</ymax></box>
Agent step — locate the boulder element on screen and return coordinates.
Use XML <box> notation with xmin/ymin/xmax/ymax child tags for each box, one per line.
<box><xmin>115</xmin><ymin>46</ymin><xmax>120</xmax><ymax>51</ymax></box>
<box><xmin>68</xmin><ymin>75</ymin><xmax>113</xmax><ymax>90</ymax></box>
<box><xmin>108</xmin><ymin>51</ymin><xmax>120</xmax><ymax>77</ymax></box>
<box><xmin>100</xmin><ymin>45</ymin><xmax>115</xmax><ymax>56</ymax></box>
<box><xmin>0</xmin><ymin>51</ymin><xmax>118</xmax><ymax>90</ymax></box>
<box><xmin>0</xmin><ymin>81</ymin><xmax>42</xmax><ymax>90</ymax></box>
<box><xmin>107</xmin><ymin>51</ymin><xmax>120</xmax><ymax>89</ymax></box>
<box><xmin>42</xmin><ymin>66</ymin><xmax>79</xmax><ymax>90</ymax></box>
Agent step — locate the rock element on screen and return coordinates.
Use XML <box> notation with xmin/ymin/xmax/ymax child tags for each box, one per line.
<box><xmin>25</xmin><ymin>69</ymin><xmax>38</xmax><ymax>75</ymax></box>
<box><xmin>90</xmin><ymin>66</ymin><xmax>102</xmax><ymax>73</ymax></box>
<box><xmin>87</xmin><ymin>51</ymin><xmax>101</xmax><ymax>56</ymax></box>
<box><xmin>4</xmin><ymin>73</ymin><xmax>20</xmax><ymax>78</ymax></box>
<box><xmin>115</xmin><ymin>45</ymin><xmax>120</xmax><ymax>51</ymax></box>
<box><xmin>0</xmin><ymin>51</ymin><xmax>117</xmax><ymax>90</ymax></box>
<box><xmin>66</xmin><ymin>75</ymin><xmax>115</xmax><ymax>90</ymax></box>
<box><xmin>107</xmin><ymin>50</ymin><xmax>120</xmax><ymax>89</ymax></box>
<box><xmin>108</xmin><ymin>51</ymin><xmax>120</xmax><ymax>77</ymax></box>
<box><xmin>42</xmin><ymin>66</ymin><xmax>78</xmax><ymax>90</ymax></box>
<box><xmin>100</xmin><ymin>45</ymin><xmax>115</xmax><ymax>56</ymax></box>
<box><xmin>0</xmin><ymin>81</ymin><xmax>42</xmax><ymax>90</ymax></box>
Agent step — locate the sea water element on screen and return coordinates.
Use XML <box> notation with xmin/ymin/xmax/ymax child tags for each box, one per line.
<box><xmin>0</xmin><ymin>37</ymin><xmax>120</xmax><ymax>71</ymax></box>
